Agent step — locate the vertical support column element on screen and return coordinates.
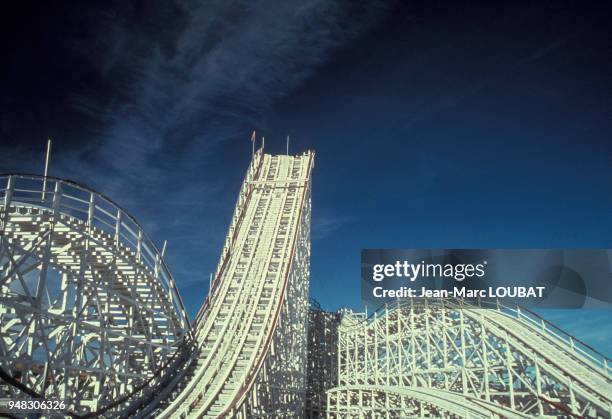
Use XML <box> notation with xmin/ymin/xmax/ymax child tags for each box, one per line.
<box><xmin>424</xmin><ymin>299</ymin><xmax>431</xmax><ymax>388</ymax></box>
<box><xmin>505</xmin><ymin>333</ymin><xmax>515</xmax><ymax>410</ymax></box>
<box><xmin>568</xmin><ymin>377</ymin><xmax>577</xmax><ymax>415</ymax></box>
<box><xmin>59</xmin><ymin>271</ymin><xmax>69</xmax><ymax>400</ymax></box>
<box><xmin>385</xmin><ymin>390</ymin><xmax>390</xmax><ymax>419</ymax></box>
<box><xmin>35</xmin><ymin>181</ymin><xmax>61</xmax><ymax>308</ymax></box>
<box><xmin>363</xmin><ymin>321</ymin><xmax>368</xmax><ymax>384</ymax></box>
<box><xmin>136</xmin><ymin>229</ymin><xmax>143</xmax><ymax>262</ymax></box>
<box><xmin>410</xmin><ymin>300</ymin><xmax>416</xmax><ymax>386</ymax></box>
<box><xmin>460</xmin><ymin>309</ymin><xmax>467</xmax><ymax>395</ymax></box>
<box><xmin>36</xmin><ymin>180</ymin><xmax>61</xmax><ymax>395</ymax></box>
<box><xmin>385</xmin><ymin>303</ymin><xmax>390</xmax><ymax>386</ymax></box>
<box><xmin>534</xmin><ymin>354</ymin><xmax>544</xmax><ymax>416</ymax></box>
<box><xmin>341</xmin><ymin>324</ymin><xmax>348</xmax><ymax>384</ymax></box>
<box><xmin>374</xmin><ymin>312</ymin><xmax>379</xmax><ymax>385</ymax></box>
<box><xmin>114</xmin><ymin>209</ymin><xmax>122</xmax><ymax>247</ymax></box>
<box><xmin>480</xmin><ymin>313</ymin><xmax>490</xmax><ymax>401</ymax></box>
<box><xmin>397</xmin><ymin>308</ymin><xmax>402</xmax><ymax>386</ymax></box>
<box><xmin>87</xmin><ymin>194</ymin><xmax>95</xmax><ymax>228</ymax></box>
<box><xmin>442</xmin><ymin>304</ymin><xmax>449</xmax><ymax>390</ymax></box>
<box><xmin>1</xmin><ymin>175</ymin><xmax>14</xmax><ymax>234</ymax></box>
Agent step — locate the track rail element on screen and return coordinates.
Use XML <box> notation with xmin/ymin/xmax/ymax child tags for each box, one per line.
<box><xmin>0</xmin><ymin>175</ymin><xmax>190</xmax><ymax>415</ymax></box>
<box><xmin>333</xmin><ymin>299</ymin><xmax>612</xmax><ymax>418</ymax></box>
<box><xmin>219</xmin><ymin>152</ymin><xmax>314</xmax><ymax>417</ymax></box>
<box><xmin>154</xmin><ymin>150</ymin><xmax>314</xmax><ymax>418</ymax></box>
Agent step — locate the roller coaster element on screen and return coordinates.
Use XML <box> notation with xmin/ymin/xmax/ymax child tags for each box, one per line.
<box><xmin>320</xmin><ymin>299</ymin><xmax>612</xmax><ymax>418</ymax></box>
<box><xmin>0</xmin><ymin>172</ymin><xmax>190</xmax><ymax>415</ymax></box>
<box><xmin>1</xmin><ymin>147</ymin><xmax>611</xmax><ymax>418</ymax></box>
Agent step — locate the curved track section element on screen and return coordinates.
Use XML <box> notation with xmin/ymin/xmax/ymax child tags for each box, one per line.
<box><xmin>0</xmin><ymin>174</ymin><xmax>190</xmax><ymax>414</ymax></box>
<box><xmin>155</xmin><ymin>149</ymin><xmax>314</xmax><ymax>418</ymax></box>
<box><xmin>332</xmin><ymin>299</ymin><xmax>612</xmax><ymax>418</ymax></box>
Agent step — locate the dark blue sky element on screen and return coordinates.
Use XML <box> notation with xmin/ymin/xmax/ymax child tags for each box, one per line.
<box><xmin>280</xmin><ymin>1</ymin><xmax>612</xmax><ymax>311</ymax></box>
<box><xmin>2</xmin><ymin>1</ymin><xmax>612</xmax><ymax>354</ymax></box>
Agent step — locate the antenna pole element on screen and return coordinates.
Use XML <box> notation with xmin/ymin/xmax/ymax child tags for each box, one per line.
<box><xmin>42</xmin><ymin>139</ymin><xmax>52</xmax><ymax>200</ymax></box>
<box><xmin>250</xmin><ymin>130</ymin><xmax>256</xmax><ymax>158</ymax></box>
<box><xmin>286</xmin><ymin>135</ymin><xmax>290</xmax><ymax>155</ymax></box>
<box><xmin>262</xmin><ymin>136</ymin><xmax>265</xmax><ymax>150</ymax></box>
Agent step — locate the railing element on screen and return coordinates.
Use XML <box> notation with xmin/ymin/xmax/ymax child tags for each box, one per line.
<box><xmin>339</xmin><ymin>297</ymin><xmax>611</xmax><ymax>377</ymax></box>
<box><xmin>218</xmin><ymin>151</ymin><xmax>315</xmax><ymax>417</ymax></box>
<box><xmin>490</xmin><ymin>299</ymin><xmax>612</xmax><ymax>376</ymax></box>
<box><xmin>0</xmin><ymin>173</ymin><xmax>196</xmax><ymax>415</ymax></box>
<box><xmin>155</xmin><ymin>148</ymin><xmax>268</xmax><ymax>418</ymax></box>
<box><xmin>0</xmin><ymin>173</ymin><xmax>191</xmax><ymax>336</ymax></box>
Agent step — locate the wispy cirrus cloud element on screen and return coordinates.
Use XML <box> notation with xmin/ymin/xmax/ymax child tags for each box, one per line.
<box><xmin>0</xmin><ymin>0</ymin><xmax>390</xmax><ymax>311</ymax></box>
<box><xmin>312</xmin><ymin>213</ymin><xmax>353</xmax><ymax>240</ymax></box>
<box><xmin>62</xmin><ymin>0</ymin><xmax>389</xmax><ymax>217</ymax></box>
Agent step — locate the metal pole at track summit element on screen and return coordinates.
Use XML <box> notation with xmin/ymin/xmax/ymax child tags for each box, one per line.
<box><xmin>250</xmin><ymin>130</ymin><xmax>256</xmax><ymax>158</ymax></box>
<box><xmin>42</xmin><ymin>138</ymin><xmax>52</xmax><ymax>201</ymax></box>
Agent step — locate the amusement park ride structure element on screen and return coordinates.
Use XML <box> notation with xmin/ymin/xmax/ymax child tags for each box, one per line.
<box><xmin>1</xmin><ymin>142</ymin><xmax>611</xmax><ymax>418</ymax></box>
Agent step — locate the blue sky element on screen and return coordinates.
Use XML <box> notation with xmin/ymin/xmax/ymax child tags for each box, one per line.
<box><xmin>1</xmin><ymin>1</ymin><xmax>611</xmax><ymax>357</ymax></box>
